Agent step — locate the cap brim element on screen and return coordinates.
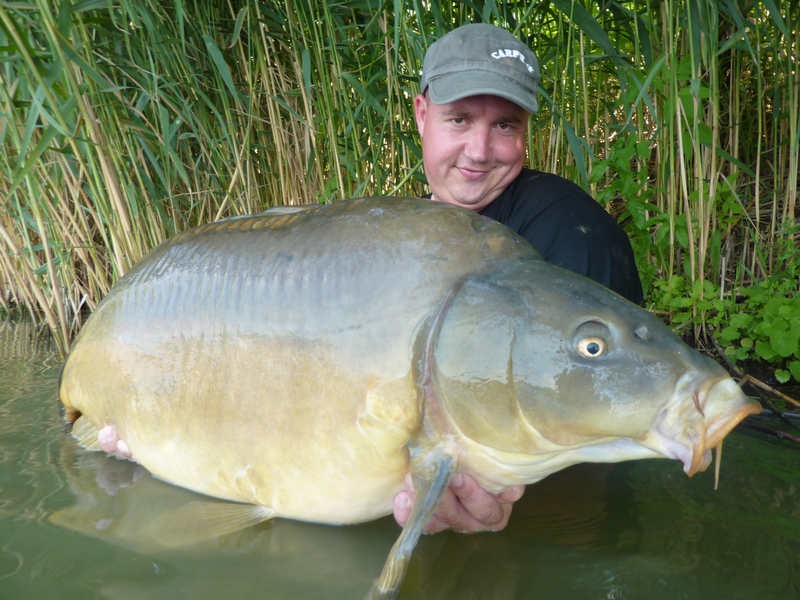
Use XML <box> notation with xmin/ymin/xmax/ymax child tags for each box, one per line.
<box><xmin>427</xmin><ymin>70</ymin><xmax>538</xmax><ymax>114</ymax></box>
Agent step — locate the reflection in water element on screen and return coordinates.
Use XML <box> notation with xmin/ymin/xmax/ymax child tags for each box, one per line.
<box><xmin>1</xmin><ymin>319</ymin><xmax>799</xmax><ymax>599</ymax></box>
<box><xmin>50</xmin><ymin>447</ymin><xmax>622</xmax><ymax>600</ymax></box>
<box><xmin>51</xmin><ymin>446</ymin><xmax>396</xmax><ymax>599</ymax></box>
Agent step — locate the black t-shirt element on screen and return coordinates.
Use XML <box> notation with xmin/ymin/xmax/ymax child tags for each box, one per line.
<box><xmin>478</xmin><ymin>168</ymin><xmax>644</xmax><ymax>304</ymax></box>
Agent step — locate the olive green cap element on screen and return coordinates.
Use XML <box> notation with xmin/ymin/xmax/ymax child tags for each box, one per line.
<box><xmin>420</xmin><ymin>23</ymin><xmax>540</xmax><ymax>113</ymax></box>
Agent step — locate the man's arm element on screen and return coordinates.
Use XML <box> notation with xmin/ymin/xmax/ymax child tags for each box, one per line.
<box><xmin>393</xmin><ymin>474</ymin><xmax>525</xmax><ymax>533</ymax></box>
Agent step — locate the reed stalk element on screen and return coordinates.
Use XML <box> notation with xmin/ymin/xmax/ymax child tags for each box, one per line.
<box><xmin>0</xmin><ymin>0</ymin><xmax>797</xmax><ymax>360</ymax></box>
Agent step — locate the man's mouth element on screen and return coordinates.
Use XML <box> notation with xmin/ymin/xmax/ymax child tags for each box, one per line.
<box><xmin>456</xmin><ymin>166</ymin><xmax>489</xmax><ymax>180</ymax></box>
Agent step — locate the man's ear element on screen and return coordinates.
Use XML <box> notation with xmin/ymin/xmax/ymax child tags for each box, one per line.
<box><xmin>414</xmin><ymin>94</ymin><xmax>427</xmax><ymax>137</ymax></box>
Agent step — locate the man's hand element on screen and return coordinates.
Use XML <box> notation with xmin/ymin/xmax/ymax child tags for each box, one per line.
<box><xmin>393</xmin><ymin>473</ymin><xmax>524</xmax><ymax>533</ymax></box>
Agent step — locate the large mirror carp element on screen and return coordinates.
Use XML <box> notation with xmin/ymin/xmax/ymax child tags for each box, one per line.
<box><xmin>58</xmin><ymin>197</ymin><xmax>761</xmax><ymax>597</ymax></box>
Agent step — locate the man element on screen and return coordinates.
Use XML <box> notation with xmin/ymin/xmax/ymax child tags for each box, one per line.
<box><xmin>393</xmin><ymin>23</ymin><xmax>643</xmax><ymax>534</ymax></box>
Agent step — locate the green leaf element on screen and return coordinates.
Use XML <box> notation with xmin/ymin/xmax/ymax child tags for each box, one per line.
<box><xmin>770</xmin><ymin>327</ymin><xmax>799</xmax><ymax>358</ymax></box>
<box><xmin>789</xmin><ymin>361</ymin><xmax>800</xmax><ymax>382</ymax></box>
<box><xmin>696</xmin><ymin>299</ymin><xmax>713</xmax><ymax>311</ymax></box>
<box><xmin>341</xmin><ymin>73</ymin><xmax>388</xmax><ymax>119</ymax></box>
<box><xmin>713</xmin><ymin>146</ymin><xmax>756</xmax><ymax>177</ymax></box>
<box><xmin>775</xmin><ymin>369</ymin><xmax>791</xmax><ymax>384</ymax></box>
<box><xmin>230</xmin><ymin>6</ymin><xmax>248</xmax><ymax>49</ymax></box>
<box><xmin>55</xmin><ymin>30</ymin><xmax>112</xmax><ymax>92</ymax></box>
<box><xmin>729</xmin><ymin>313</ymin><xmax>753</xmax><ymax>329</ymax></box>
<box><xmin>719</xmin><ymin>326</ymin><xmax>740</xmax><ymax>342</ymax></box>
<box><xmin>755</xmin><ymin>340</ymin><xmax>776</xmax><ymax>361</ymax></box>
<box><xmin>203</xmin><ymin>34</ymin><xmax>241</xmax><ymax>104</ymax></box>
<box><xmin>589</xmin><ymin>160</ymin><xmax>608</xmax><ymax>184</ymax></box>
<box><xmin>627</xmin><ymin>198</ymin><xmax>649</xmax><ymax>230</ymax></box>
<box><xmin>7</xmin><ymin>124</ymin><xmax>60</xmax><ymax>198</ymax></box>
<box><xmin>674</xmin><ymin>216</ymin><xmax>689</xmax><ymax>249</ymax></box>
<box><xmin>622</xmin><ymin>55</ymin><xmax>665</xmax><ymax>129</ymax></box>
<box><xmin>778</xmin><ymin>303</ymin><xmax>800</xmax><ymax>320</ymax></box>
<box><xmin>668</xmin><ymin>274</ymin><xmax>685</xmax><ymax>290</ymax></box>
<box><xmin>697</xmin><ymin>122</ymin><xmax>713</xmax><ymax>147</ymax></box>
<box><xmin>669</xmin><ymin>297</ymin><xmax>694</xmax><ymax>309</ymax></box>
<box><xmin>763</xmin><ymin>296</ymin><xmax>785</xmax><ymax>318</ymax></box>
<box><xmin>770</xmin><ymin>316</ymin><xmax>789</xmax><ymax>333</ymax></box>
<box><xmin>672</xmin><ymin>312</ymin><xmax>691</xmax><ymax>324</ymax></box>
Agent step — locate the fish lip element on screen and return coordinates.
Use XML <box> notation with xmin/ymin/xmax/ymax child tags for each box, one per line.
<box><xmin>706</xmin><ymin>398</ymin><xmax>761</xmax><ymax>444</ymax></box>
<box><xmin>644</xmin><ymin>376</ymin><xmax>762</xmax><ymax>477</ymax></box>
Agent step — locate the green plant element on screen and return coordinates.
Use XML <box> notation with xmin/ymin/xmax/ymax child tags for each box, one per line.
<box><xmin>589</xmin><ymin>135</ymin><xmax>661</xmax><ymax>291</ymax></box>
<box><xmin>1</xmin><ymin>0</ymin><xmax>798</xmax><ymax>357</ymax></box>
<box><xmin>651</xmin><ymin>229</ymin><xmax>800</xmax><ymax>384</ymax></box>
<box><xmin>716</xmin><ymin>234</ymin><xmax>800</xmax><ymax>384</ymax></box>
<box><xmin>719</xmin><ymin>291</ymin><xmax>800</xmax><ymax>383</ymax></box>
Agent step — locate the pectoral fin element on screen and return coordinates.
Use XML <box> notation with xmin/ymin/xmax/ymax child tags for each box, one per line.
<box><xmin>151</xmin><ymin>501</ymin><xmax>276</xmax><ymax>547</ymax></box>
<box><xmin>71</xmin><ymin>415</ymin><xmax>101</xmax><ymax>451</ymax></box>
<box><xmin>368</xmin><ymin>448</ymin><xmax>456</xmax><ymax>599</ymax></box>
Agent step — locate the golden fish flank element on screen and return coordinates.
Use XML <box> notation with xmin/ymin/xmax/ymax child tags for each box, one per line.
<box><xmin>58</xmin><ymin>197</ymin><xmax>761</xmax><ymax>598</ymax></box>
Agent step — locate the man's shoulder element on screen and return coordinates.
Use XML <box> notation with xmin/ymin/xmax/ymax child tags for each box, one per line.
<box><xmin>511</xmin><ymin>168</ymin><xmax>587</xmax><ymax>194</ymax></box>
<box><xmin>480</xmin><ymin>169</ymin><xmax>599</xmax><ymax>227</ymax></box>
<box><xmin>479</xmin><ymin>169</ymin><xmax>643</xmax><ymax>304</ymax></box>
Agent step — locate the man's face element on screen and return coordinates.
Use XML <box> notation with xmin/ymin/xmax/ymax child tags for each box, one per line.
<box><xmin>414</xmin><ymin>93</ymin><xmax>529</xmax><ymax>211</ymax></box>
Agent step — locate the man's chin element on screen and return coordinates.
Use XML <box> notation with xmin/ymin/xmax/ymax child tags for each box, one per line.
<box><xmin>434</xmin><ymin>186</ymin><xmax>498</xmax><ymax>211</ymax></box>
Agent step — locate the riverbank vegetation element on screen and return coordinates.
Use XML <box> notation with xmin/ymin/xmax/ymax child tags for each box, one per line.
<box><xmin>1</xmin><ymin>0</ymin><xmax>798</xmax><ymax>384</ymax></box>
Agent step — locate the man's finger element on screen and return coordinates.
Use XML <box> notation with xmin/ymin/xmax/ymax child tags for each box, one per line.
<box><xmin>393</xmin><ymin>473</ymin><xmax>523</xmax><ymax>533</ymax></box>
<box><xmin>444</xmin><ymin>474</ymin><xmax>512</xmax><ymax>530</ymax></box>
<box><xmin>393</xmin><ymin>488</ymin><xmax>413</xmax><ymax>527</ymax></box>
<box><xmin>393</xmin><ymin>473</ymin><xmax>449</xmax><ymax>532</ymax></box>
<box><xmin>497</xmin><ymin>484</ymin><xmax>525</xmax><ymax>503</ymax></box>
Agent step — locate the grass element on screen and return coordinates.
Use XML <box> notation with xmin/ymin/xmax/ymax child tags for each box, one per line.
<box><xmin>0</xmin><ymin>0</ymin><xmax>797</xmax><ymax>358</ymax></box>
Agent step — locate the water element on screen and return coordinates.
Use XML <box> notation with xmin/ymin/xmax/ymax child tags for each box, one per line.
<box><xmin>1</xmin><ymin>319</ymin><xmax>798</xmax><ymax>600</ymax></box>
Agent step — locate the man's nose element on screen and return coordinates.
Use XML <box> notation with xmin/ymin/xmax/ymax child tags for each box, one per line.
<box><xmin>463</xmin><ymin>126</ymin><xmax>491</xmax><ymax>162</ymax></box>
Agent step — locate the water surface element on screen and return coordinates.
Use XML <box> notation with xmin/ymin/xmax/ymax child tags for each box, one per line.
<box><xmin>1</xmin><ymin>320</ymin><xmax>798</xmax><ymax>599</ymax></box>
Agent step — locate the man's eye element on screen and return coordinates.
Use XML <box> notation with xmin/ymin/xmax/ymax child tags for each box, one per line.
<box><xmin>497</xmin><ymin>122</ymin><xmax>511</xmax><ymax>130</ymax></box>
<box><xmin>451</xmin><ymin>118</ymin><xmax>465</xmax><ymax>125</ymax></box>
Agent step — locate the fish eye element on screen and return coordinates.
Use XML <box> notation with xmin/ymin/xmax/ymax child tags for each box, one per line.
<box><xmin>577</xmin><ymin>336</ymin><xmax>606</xmax><ymax>358</ymax></box>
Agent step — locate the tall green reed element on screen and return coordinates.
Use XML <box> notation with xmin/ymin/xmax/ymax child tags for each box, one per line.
<box><xmin>0</xmin><ymin>0</ymin><xmax>797</xmax><ymax>356</ymax></box>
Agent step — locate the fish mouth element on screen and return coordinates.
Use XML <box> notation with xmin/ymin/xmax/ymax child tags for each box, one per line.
<box><xmin>642</xmin><ymin>375</ymin><xmax>761</xmax><ymax>476</ymax></box>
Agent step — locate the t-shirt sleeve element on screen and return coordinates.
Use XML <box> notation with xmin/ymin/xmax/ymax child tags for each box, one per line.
<box><xmin>516</xmin><ymin>191</ymin><xmax>644</xmax><ymax>304</ymax></box>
